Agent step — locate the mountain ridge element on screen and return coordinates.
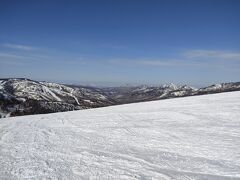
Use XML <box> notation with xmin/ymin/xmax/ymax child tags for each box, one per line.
<box><xmin>0</xmin><ymin>78</ymin><xmax>240</xmax><ymax>118</ymax></box>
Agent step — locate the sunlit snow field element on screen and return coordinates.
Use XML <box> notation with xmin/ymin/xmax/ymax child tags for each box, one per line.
<box><xmin>0</xmin><ymin>92</ymin><xmax>240</xmax><ymax>179</ymax></box>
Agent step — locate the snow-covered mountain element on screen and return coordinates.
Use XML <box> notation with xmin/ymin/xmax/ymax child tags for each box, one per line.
<box><xmin>1</xmin><ymin>78</ymin><xmax>240</xmax><ymax>118</ymax></box>
<box><xmin>0</xmin><ymin>91</ymin><xmax>239</xmax><ymax>179</ymax></box>
<box><xmin>198</xmin><ymin>82</ymin><xmax>240</xmax><ymax>94</ymax></box>
<box><xmin>104</xmin><ymin>82</ymin><xmax>240</xmax><ymax>103</ymax></box>
<box><xmin>0</xmin><ymin>78</ymin><xmax>115</xmax><ymax>117</ymax></box>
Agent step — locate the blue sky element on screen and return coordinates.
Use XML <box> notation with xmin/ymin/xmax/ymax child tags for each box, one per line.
<box><xmin>0</xmin><ymin>0</ymin><xmax>240</xmax><ymax>87</ymax></box>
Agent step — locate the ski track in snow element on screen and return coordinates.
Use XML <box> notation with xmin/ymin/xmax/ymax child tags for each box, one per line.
<box><xmin>69</xmin><ymin>89</ymin><xmax>80</xmax><ymax>105</ymax></box>
<box><xmin>0</xmin><ymin>92</ymin><xmax>240</xmax><ymax>179</ymax></box>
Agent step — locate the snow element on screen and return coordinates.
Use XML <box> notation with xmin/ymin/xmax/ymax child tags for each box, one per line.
<box><xmin>0</xmin><ymin>91</ymin><xmax>240</xmax><ymax>179</ymax></box>
<box><xmin>162</xmin><ymin>83</ymin><xmax>178</xmax><ymax>90</ymax></box>
<box><xmin>0</xmin><ymin>81</ymin><xmax>4</xmax><ymax>90</ymax></box>
<box><xmin>70</xmin><ymin>89</ymin><xmax>80</xmax><ymax>105</ymax></box>
<box><xmin>84</xmin><ymin>99</ymin><xmax>93</xmax><ymax>104</ymax></box>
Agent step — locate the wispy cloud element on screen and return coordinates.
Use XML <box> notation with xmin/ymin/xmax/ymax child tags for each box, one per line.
<box><xmin>3</xmin><ymin>43</ymin><xmax>35</xmax><ymax>51</ymax></box>
<box><xmin>0</xmin><ymin>51</ymin><xmax>88</xmax><ymax>66</ymax></box>
<box><xmin>0</xmin><ymin>52</ymin><xmax>26</xmax><ymax>59</ymax></box>
<box><xmin>184</xmin><ymin>50</ymin><xmax>240</xmax><ymax>60</ymax></box>
<box><xmin>109</xmin><ymin>49</ymin><xmax>240</xmax><ymax>68</ymax></box>
<box><xmin>134</xmin><ymin>60</ymin><xmax>200</xmax><ymax>67</ymax></box>
<box><xmin>108</xmin><ymin>58</ymin><xmax>203</xmax><ymax>67</ymax></box>
<box><xmin>0</xmin><ymin>52</ymin><xmax>51</xmax><ymax>63</ymax></box>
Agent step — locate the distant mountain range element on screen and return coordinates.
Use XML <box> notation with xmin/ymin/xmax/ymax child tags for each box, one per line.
<box><xmin>0</xmin><ymin>78</ymin><xmax>240</xmax><ymax>118</ymax></box>
<box><xmin>103</xmin><ymin>82</ymin><xmax>240</xmax><ymax>103</ymax></box>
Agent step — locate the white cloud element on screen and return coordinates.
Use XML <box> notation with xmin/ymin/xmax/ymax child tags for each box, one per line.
<box><xmin>3</xmin><ymin>43</ymin><xmax>35</xmax><ymax>51</ymax></box>
<box><xmin>184</xmin><ymin>50</ymin><xmax>240</xmax><ymax>60</ymax></box>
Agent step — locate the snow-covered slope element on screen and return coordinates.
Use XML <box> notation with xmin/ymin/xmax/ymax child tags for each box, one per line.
<box><xmin>0</xmin><ymin>91</ymin><xmax>240</xmax><ymax>179</ymax></box>
<box><xmin>0</xmin><ymin>78</ymin><xmax>112</xmax><ymax>103</ymax></box>
<box><xmin>0</xmin><ymin>78</ymin><xmax>115</xmax><ymax>117</ymax></box>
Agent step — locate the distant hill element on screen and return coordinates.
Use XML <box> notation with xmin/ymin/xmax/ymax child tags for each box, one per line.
<box><xmin>0</xmin><ymin>78</ymin><xmax>240</xmax><ymax>117</ymax></box>
<box><xmin>0</xmin><ymin>78</ymin><xmax>115</xmax><ymax>117</ymax></box>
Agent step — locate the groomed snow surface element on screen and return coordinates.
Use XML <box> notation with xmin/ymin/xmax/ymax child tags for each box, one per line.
<box><xmin>0</xmin><ymin>92</ymin><xmax>240</xmax><ymax>180</ymax></box>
